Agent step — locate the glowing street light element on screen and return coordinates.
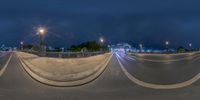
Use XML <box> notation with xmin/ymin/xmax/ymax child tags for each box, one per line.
<box><xmin>99</xmin><ymin>37</ymin><xmax>105</xmax><ymax>52</ymax></box>
<box><xmin>20</xmin><ymin>41</ymin><xmax>24</xmax><ymax>51</ymax></box>
<box><xmin>20</xmin><ymin>41</ymin><xmax>24</xmax><ymax>45</ymax></box>
<box><xmin>100</xmin><ymin>37</ymin><xmax>104</xmax><ymax>43</ymax></box>
<box><xmin>189</xmin><ymin>43</ymin><xmax>192</xmax><ymax>47</ymax></box>
<box><xmin>39</xmin><ymin>29</ymin><xmax>44</xmax><ymax>34</ymax></box>
<box><xmin>165</xmin><ymin>41</ymin><xmax>169</xmax><ymax>45</ymax></box>
<box><xmin>165</xmin><ymin>41</ymin><xmax>170</xmax><ymax>52</ymax></box>
<box><xmin>37</xmin><ymin>27</ymin><xmax>47</xmax><ymax>52</ymax></box>
<box><xmin>189</xmin><ymin>43</ymin><xmax>192</xmax><ymax>51</ymax></box>
<box><xmin>37</xmin><ymin>27</ymin><xmax>46</xmax><ymax>35</ymax></box>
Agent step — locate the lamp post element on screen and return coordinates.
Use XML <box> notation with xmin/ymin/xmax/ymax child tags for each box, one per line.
<box><xmin>99</xmin><ymin>37</ymin><xmax>104</xmax><ymax>52</ymax></box>
<box><xmin>20</xmin><ymin>41</ymin><xmax>23</xmax><ymax>51</ymax></box>
<box><xmin>189</xmin><ymin>43</ymin><xmax>192</xmax><ymax>51</ymax></box>
<box><xmin>165</xmin><ymin>41</ymin><xmax>169</xmax><ymax>52</ymax></box>
<box><xmin>37</xmin><ymin>27</ymin><xmax>46</xmax><ymax>52</ymax></box>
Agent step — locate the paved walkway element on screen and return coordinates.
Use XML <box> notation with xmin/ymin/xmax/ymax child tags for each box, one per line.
<box><xmin>17</xmin><ymin>52</ymin><xmax>111</xmax><ymax>82</ymax></box>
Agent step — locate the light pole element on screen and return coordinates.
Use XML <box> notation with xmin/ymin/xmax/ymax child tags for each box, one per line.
<box><xmin>20</xmin><ymin>41</ymin><xmax>24</xmax><ymax>51</ymax></box>
<box><xmin>189</xmin><ymin>43</ymin><xmax>192</xmax><ymax>51</ymax></box>
<box><xmin>165</xmin><ymin>41</ymin><xmax>169</xmax><ymax>52</ymax></box>
<box><xmin>99</xmin><ymin>37</ymin><xmax>104</xmax><ymax>52</ymax></box>
<box><xmin>37</xmin><ymin>27</ymin><xmax>46</xmax><ymax>52</ymax></box>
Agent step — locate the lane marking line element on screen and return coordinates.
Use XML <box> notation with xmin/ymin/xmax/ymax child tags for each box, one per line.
<box><xmin>0</xmin><ymin>53</ymin><xmax>13</xmax><ymax>77</ymax></box>
<box><xmin>116</xmin><ymin>53</ymin><xmax>200</xmax><ymax>89</ymax></box>
<box><xmin>127</xmin><ymin>56</ymin><xmax>136</xmax><ymax>61</ymax></box>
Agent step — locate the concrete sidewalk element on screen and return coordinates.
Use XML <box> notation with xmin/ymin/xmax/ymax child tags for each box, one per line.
<box><xmin>17</xmin><ymin>52</ymin><xmax>112</xmax><ymax>86</ymax></box>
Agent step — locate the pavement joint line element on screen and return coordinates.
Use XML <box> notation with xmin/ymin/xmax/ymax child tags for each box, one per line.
<box><xmin>17</xmin><ymin>52</ymin><xmax>113</xmax><ymax>87</ymax></box>
<box><xmin>116</xmin><ymin>53</ymin><xmax>200</xmax><ymax>89</ymax></box>
<box><xmin>0</xmin><ymin>53</ymin><xmax>13</xmax><ymax>77</ymax></box>
<box><xmin>128</xmin><ymin>54</ymin><xmax>200</xmax><ymax>63</ymax></box>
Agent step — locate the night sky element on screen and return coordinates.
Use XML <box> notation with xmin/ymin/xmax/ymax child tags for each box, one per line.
<box><xmin>0</xmin><ymin>0</ymin><xmax>200</xmax><ymax>49</ymax></box>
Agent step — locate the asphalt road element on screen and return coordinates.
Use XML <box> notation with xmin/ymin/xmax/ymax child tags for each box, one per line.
<box><xmin>130</xmin><ymin>53</ymin><xmax>199</xmax><ymax>60</ymax></box>
<box><xmin>117</xmin><ymin>52</ymin><xmax>200</xmax><ymax>84</ymax></box>
<box><xmin>0</xmin><ymin>52</ymin><xmax>11</xmax><ymax>70</ymax></box>
<box><xmin>1</xmin><ymin>52</ymin><xmax>200</xmax><ymax>100</ymax></box>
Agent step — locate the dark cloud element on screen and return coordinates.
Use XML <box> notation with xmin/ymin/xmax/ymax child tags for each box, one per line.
<box><xmin>0</xmin><ymin>0</ymin><xmax>200</xmax><ymax>48</ymax></box>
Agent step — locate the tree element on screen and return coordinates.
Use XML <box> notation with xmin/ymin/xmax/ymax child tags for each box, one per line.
<box><xmin>32</xmin><ymin>45</ymin><xmax>40</xmax><ymax>51</ymax></box>
<box><xmin>177</xmin><ymin>46</ymin><xmax>186</xmax><ymax>53</ymax></box>
<box><xmin>69</xmin><ymin>41</ymin><xmax>101</xmax><ymax>52</ymax></box>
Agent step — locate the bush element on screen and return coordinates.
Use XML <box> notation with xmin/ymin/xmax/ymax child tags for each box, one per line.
<box><xmin>177</xmin><ymin>46</ymin><xmax>186</xmax><ymax>53</ymax></box>
<box><xmin>69</xmin><ymin>41</ymin><xmax>101</xmax><ymax>52</ymax></box>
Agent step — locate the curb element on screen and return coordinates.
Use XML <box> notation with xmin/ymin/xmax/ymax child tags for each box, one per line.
<box><xmin>18</xmin><ymin>53</ymin><xmax>113</xmax><ymax>87</ymax></box>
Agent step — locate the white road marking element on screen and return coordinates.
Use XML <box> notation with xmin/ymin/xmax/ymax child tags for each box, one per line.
<box><xmin>127</xmin><ymin>56</ymin><xmax>136</xmax><ymax>61</ymax></box>
<box><xmin>129</xmin><ymin>55</ymin><xmax>137</xmax><ymax>59</ymax></box>
<box><xmin>116</xmin><ymin>53</ymin><xmax>200</xmax><ymax>89</ymax></box>
<box><xmin>0</xmin><ymin>53</ymin><xmax>13</xmax><ymax>77</ymax></box>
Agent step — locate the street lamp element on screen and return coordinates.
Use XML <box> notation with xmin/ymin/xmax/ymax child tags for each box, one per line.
<box><xmin>189</xmin><ymin>43</ymin><xmax>192</xmax><ymax>47</ymax></box>
<box><xmin>37</xmin><ymin>27</ymin><xmax>46</xmax><ymax>52</ymax></box>
<box><xmin>100</xmin><ymin>37</ymin><xmax>104</xmax><ymax>43</ymax></box>
<box><xmin>165</xmin><ymin>41</ymin><xmax>169</xmax><ymax>45</ymax></box>
<box><xmin>99</xmin><ymin>37</ymin><xmax>104</xmax><ymax>52</ymax></box>
<box><xmin>165</xmin><ymin>41</ymin><xmax>169</xmax><ymax>52</ymax></box>
<box><xmin>20</xmin><ymin>41</ymin><xmax>24</xmax><ymax>51</ymax></box>
<box><xmin>189</xmin><ymin>43</ymin><xmax>192</xmax><ymax>51</ymax></box>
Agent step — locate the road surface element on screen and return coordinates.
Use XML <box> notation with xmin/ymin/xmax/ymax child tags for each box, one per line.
<box><xmin>0</xmin><ymin>52</ymin><xmax>200</xmax><ymax>100</ymax></box>
<box><xmin>117</xmin><ymin>52</ymin><xmax>200</xmax><ymax>84</ymax></box>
